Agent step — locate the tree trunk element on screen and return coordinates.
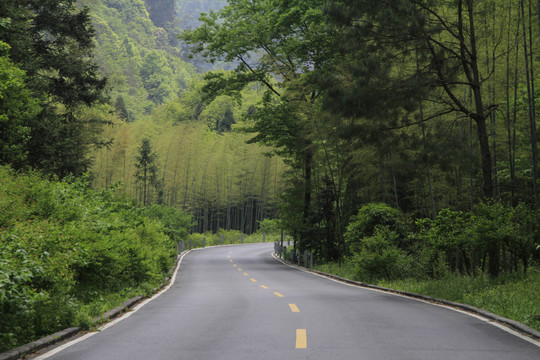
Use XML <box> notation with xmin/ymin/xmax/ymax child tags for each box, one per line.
<box><xmin>488</xmin><ymin>242</ymin><xmax>500</xmax><ymax>278</ymax></box>
<box><xmin>527</xmin><ymin>0</ymin><xmax>539</xmax><ymax>207</ymax></box>
<box><xmin>521</xmin><ymin>0</ymin><xmax>538</xmax><ymax>207</ymax></box>
<box><xmin>420</xmin><ymin>106</ymin><xmax>436</xmax><ymax>218</ymax></box>
<box><xmin>303</xmin><ymin>147</ymin><xmax>313</xmax><ymax>229</ymax></box>
<box><xmin>389</xmin><ymin>143</ymin><xmax>400</xmax><ymax>209</ymax></box>
<box><xmin>469</xmin><ymin>116</ymin><xmax>475</xmax><ymax>210</ymax></box>
<box><xmin>474</xmin><ymin>115</ymin><xmax>494</xmax><ymax>199</ymax></box>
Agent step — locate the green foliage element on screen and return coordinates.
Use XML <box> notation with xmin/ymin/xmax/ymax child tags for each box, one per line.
<box><xmin>0</xmin><ymin>41</ymin><xmax>39</xmax><ymax>168</ymax></box>
<box><xmin>415</xmin><ymin>203</ymin><xmax>539</xmax><ymax>277</ymax></box>
<box><xmin>186</xmin><ymin>229</ymin><xmax>268</xmax><ymax>248</ymax></box>
<box><xmin>0</xmin><ymin>166</ymin><xmax>188</xmax><ymax>352</ymax></box>
<box><xmin>336</xmin><ymin>202</ymin><xmax>539</xmax><ymax>282</ymax></box>
<box><xmin>257</xmin><ymin>219</ymin><xmax>281</xmax><ymax>235</ymax></box>
<box><xmin>135</xmin><ymin>138</ymin><xmax>160</xmax><ymax>206</ymax></box>
<box><xmin>0</xmin><ymin>0</ymin><xmax>108</xmax><ymax>177</ymax></box>
<box><xmin>140</xmin><ymin>50</ymin><xmax>176</xmax><ymax>105</ymax></box>
<box><xmin>345</xmin><ymin>203</ymin><xmax>405</xmax><ymax>253</ymax></box>
<box><xmin>351</xmin><ymin>227</ymin><xmax>412</xmax><ymax>282</ymax></box>
<box><xmin>140</xmin><ymin>204</ymin><xmax>192</xmax><ymax>243</ymax></box>
<box><xmin>87</xmin><ymin>0</ymin><xmax>196</xmax><ymax>119</ymax></box>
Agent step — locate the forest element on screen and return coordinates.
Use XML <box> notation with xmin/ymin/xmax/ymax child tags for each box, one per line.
<box><xmin>179</xmin><ymin>0</ymin><xmax>540</xmax><ymax>275</ymax></box>
<box><xmin>1</xmin><ymin>0</ymin><xmax>540</xmax><ymax>351</ymax></box>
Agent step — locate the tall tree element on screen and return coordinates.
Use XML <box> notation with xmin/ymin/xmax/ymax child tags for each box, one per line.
<box><xmin>0</xmin><ymin>41</ymin><xmax>40</xmax><ymax>168</ymax></box>
<box><xmin>135</xmin><ymin>138</ymin><xmax>159</xmax><ymax>206</ymax></box>
<box><xmin>0</xmin><ymin>0</ymin><xmax>107</xmax><ymax>176</ymax></box>
<box><xmin>324</xmin><ymin>0</ymin><xmax>504</xmax><ymax>201</ymax></box>
<box><xmin>181</xmin><ymin>0</ymin><xmax>342</xmax><ymax>254</ymax></box>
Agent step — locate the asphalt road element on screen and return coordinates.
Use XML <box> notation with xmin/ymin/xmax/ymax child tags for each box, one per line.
<box><xmin>35</xmin><ymin>243</ymin><xmax>540</xmax><ymax>360</ymax></box>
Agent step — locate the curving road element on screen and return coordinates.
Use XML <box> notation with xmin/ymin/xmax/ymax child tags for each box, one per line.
<box><xmin>34</xmin><ymin>243</ymin><xmax>540</xmax><ymax>360</ymax></box>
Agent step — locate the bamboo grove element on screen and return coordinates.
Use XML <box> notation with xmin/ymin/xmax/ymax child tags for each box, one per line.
<box><xmin>92</xmin><ymin>118</ymin><xmax>287</xmax><ymax>234</ymax></box>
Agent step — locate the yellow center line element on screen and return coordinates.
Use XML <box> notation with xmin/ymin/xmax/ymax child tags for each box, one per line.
<box><xmin>273</xmin><ymin>292</ymin><xmax>285</xmax><ymax>298</ymax></box>
<box><xmin>250</xmin><ymin>278</ymin><xmax>257</xmax><ymax>283</ymax></box>
<box><xmin>233</xmin><ymin>264</ymin><xmax>237</xmax><ymax>267</ymax></box>
<box><xmin>243</xmin><ymin>272</ymin><xmax>249</xmax><ymax>276</ymax></box>
<box><xmin>229</xmin><ymin>259</ymin><xmax>233</xmax><ymax>263</ymax></box>
<box><xmin>288</xmin><ymin>303</ymin><xmax>300</xmax><ymax>312</ymax></box>
<box><xmin>238</xmin><ymin>268</ymin><xmax>242</xmax><ymax>271</ymax></box>
<box><xmin>296</xmin><ymin>329</ymin><xmax>307</xmax><ymax>349</ymax></box>
<box><xmin>260</xmin><ymin>285</ymin><xmax>268</xmax><ymax>289</ymax></box>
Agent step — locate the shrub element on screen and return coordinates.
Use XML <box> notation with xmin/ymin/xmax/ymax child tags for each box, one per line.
<box><xmin>413</xmin><ymin>203</ymin><xmax>539</xmax><ymax>278</ymax></box>
<box><xmin>257</xmin><ymin>218</ymin><xmax>281</xmax><ymax>235</ymax></box>
<box><xmin>345</xmin><ymin>203</ymin><xmax>405</xmax><ymax>253</ymax></box>
<box><xmin>352</xmin><ymin>227</ymin><xmax>411</xmax><ymax>282</ymax></box>
<box><xmin>140</xmin><ymin>204</ymin><xmax>192</xmax><ymax>243</ymax></box>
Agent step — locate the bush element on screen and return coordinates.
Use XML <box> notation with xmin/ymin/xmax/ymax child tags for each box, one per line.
<box><xmin>257</xmin><ymin>218</ymin><xmax>281</xmax><ymax>235</ymax></box>
<box><xmin>352</xmin><ymin>227</ymin><xmax>411</xmax><ymax>282</ymax></box>
<box><xmin>140</xmin><ymin>204</ymin><xmax>192</xmax><ymax>243</ymax></box>
<box><xmin>345</xmin><ymin>203</ymin><xmax>405</xmax><ymax>253</ymax></box>
<box><xmin>413</xmin><ymin>203</ymin><xmax>539</xmax><ymax>278</ymax></box>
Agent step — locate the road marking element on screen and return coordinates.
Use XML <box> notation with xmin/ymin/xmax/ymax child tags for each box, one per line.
<box><xmin>238</xmin><ymin>268</ymin><xmax>242</xmax><ymax>271</ymax></box>
<box><xmin>296</xmin><ymin>329</ymin><xmax>307</xmax><ymax>349</ymax></box>
<box><xmin>250</xmin><ymin>278</ymin><xmax>257</xmax><ymax>283</ymax></box>
<box><xmin>229</xmin><ymin>259</ymin><xmax>233</xmax><ymax>263</ymax></box>
<box><xmin>289</xmin><ymin>303</ymin><xmax>300</xmax><ymax>312</ymax></box>
<box><xmin>274</xmin><ymin>292</ymin><xmax>285</xmax><ymax>298</ymax></box>
<box><xmin>233</xmin><ymin>264</ymin><xmax>237</xmax><ymax>267</ymax></box>
<box><xmin>243</xmin><ymin>272</ymin><xmax>249</xmax><ymax>276</ymax></box>
<box><xmin>228</xmin><ymin>251</ymin><xmax>232</xmax><ymax>254</ymax></box>
<box><xmin>260</xmin><ymin>285</ymin><xmax>268</xmax><ymax>289</ymax></box>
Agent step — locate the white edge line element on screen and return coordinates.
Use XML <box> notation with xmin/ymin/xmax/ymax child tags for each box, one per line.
<box><xmin>35</xmin><ymin>250</ymin><xmax>192</xmax><ymax>359</ymax></box>
<box><xmin>32</xmin><ymin>332</ymin><xmax>96</xmax><ymax>359</ymax></box>
<box><xmin>271</xmin><ymin>252</ymin><xmax>540</xmax><ymax>348</ymax></box>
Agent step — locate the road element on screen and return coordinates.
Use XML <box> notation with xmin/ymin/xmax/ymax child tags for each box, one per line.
<box><xmin>35</xmin><ymin>243</ymin><xmax>540</xmax><ymax>360</ymax></box>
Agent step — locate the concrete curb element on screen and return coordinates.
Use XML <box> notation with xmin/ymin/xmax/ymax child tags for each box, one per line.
<box><xmin>91</xmin><ymin>295</ymin><xmax>145</xmax><ymax>325</ymax></box>
<box><xmin>0</xmin><ymin>328</ymin><xmax>80</xmax><ymax>360</ymax></box>
<box><xmin>273</xmin><ymin>252</ymin><xmax>540</xmax><ymax>342</ymax></box>
<box><xmin>0</xmin><ymin>252</ymin><xmax>186</xmax><ymax>360</ymax></box>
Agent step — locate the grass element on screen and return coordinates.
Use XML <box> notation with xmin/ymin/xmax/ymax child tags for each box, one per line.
<box><xmin>315</xmin><ymin>262</ymin><xmax>540</xmax><ymax>332</ymax></box>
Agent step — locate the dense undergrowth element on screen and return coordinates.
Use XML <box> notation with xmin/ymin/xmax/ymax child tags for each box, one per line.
<box><xmin>0</xmin><ymin>166</ymin><xmax>190</xmax><ymax>352</ymax></box>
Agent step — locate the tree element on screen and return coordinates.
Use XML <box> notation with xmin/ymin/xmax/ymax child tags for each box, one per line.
<box><xmin>140</xmin><ymin>50</ymin><xmax>175</xmax><ymax>105</ymax></box>
<box><xmin>323</xmin><ymin>0</ymin><xmax>508</xmax><ymax>201</ymax></box>
<box><xmin>115</xmin><ymin>96</ymin><xmax>131</xmax><ymax>122</ymax></box>
<box><xmin>182</xmin><ymin>0</ymin><xmax>346</xmax><ymax>256</ymax></box>
<box><xmin>135</xmin><ymin>138</ymin><xmax>159</xmax><ymax>206</ymax></box>
<box><xmin>0</xmin><ymin>41</ymin><xmax>39</xmax><ymax>168</ymax></box>
<box><xmin>0</xmin><ymin>0</ymin><xmax>107</xmax><ymax>176</ymax></box>
<box><xmin>216</xmin><ymin>107</ymin><xmax>235</xmax><ymax>133</ymax></box>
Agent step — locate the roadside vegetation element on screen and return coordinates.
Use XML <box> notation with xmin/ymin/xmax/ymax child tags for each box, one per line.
<box><xmin>187</xmin><ymin>219</ymin><xmax>282</xmax><ymax>248</ymax></box>
<box><xmin>0</xmin><ymin>166</ymin><xmax>191</xmax><ymax>352</ymax></box>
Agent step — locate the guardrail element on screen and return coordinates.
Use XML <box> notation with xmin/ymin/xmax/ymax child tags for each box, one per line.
<box><xmin>274</xmin><ymin>241</ymin><xmax>314</xmax><ymax>270</ymax></box>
